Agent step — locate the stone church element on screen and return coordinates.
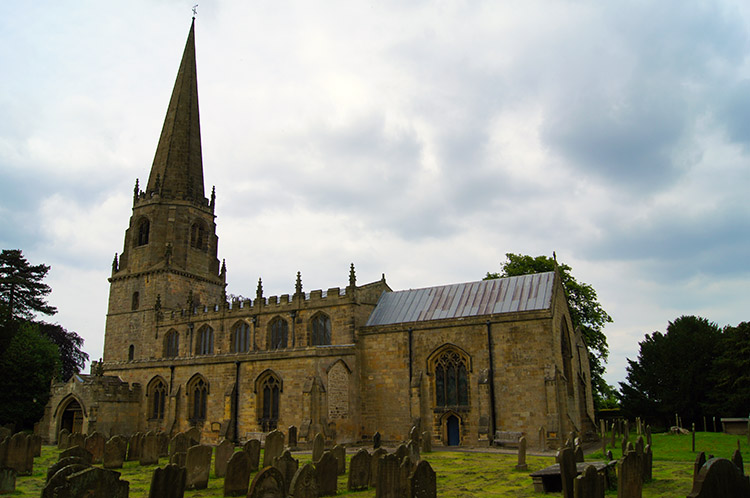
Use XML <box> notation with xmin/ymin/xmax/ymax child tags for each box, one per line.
<box><xmin>39</xmin><ymin>20</ymin><xmax>595</xmax><ymax>448</ymax></box>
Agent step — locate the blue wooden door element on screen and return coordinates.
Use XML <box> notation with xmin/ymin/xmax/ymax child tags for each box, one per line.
<box><xmin>447</xmin><ymin>415</ymin><xmax>460</xmax><ymax>446</ymax></box>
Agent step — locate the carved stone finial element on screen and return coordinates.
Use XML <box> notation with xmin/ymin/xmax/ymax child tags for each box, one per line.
<box><xmin>133</xmin><ymin>179</ymin><xmax>139</xmax><ymax>203</ymax></box>
<box><xmin>349</xmin><ymin>263</ymin><xmax>356</xmax><ymax>287</ymax></box>
<box><xmin>256</xmin><ymin>278</ymin><xmax>263</xmax><ymax>300</ymax></box>
<box><xmin>210</xmin><ymin>186</ymin><xmax>216</xmax><ymax>210</ymax></box>
<box><xmin>94</xmin><ymin>358</ymin><xmax>104</xmax><ymax>377</ymax></box>
<box><xmin>220</xmin><ymin>259</ymin><xmax>227</xmax><ymax>279</ymax></box>
<box><xmin>187</xmin><ymin>289</ymin><xmax>194</xmax><ymax>311</ymax></box>
<box><xmin>295</xmin><ymin>271</ymin><xmax>303</xmax><ymax>296</ymax></box>
<box><xmin>155</xmin><ymin>294</ymin><xmax>162</xmax><ymax>312</ymax></box>
<box><xmin>164</xmin><ymin>243</ymin><xmax>172</xmax><ymax>267</ymax></box>
<box><xmin>112</xmin><ymin>253</ymin><xmax>119</xmax><ymax>273</ymax></box>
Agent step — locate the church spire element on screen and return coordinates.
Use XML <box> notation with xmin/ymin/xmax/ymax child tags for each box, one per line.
<box><xmin>146</xmin><ymin>18</ymin><xmax>205</xmax><ymax>201</ymax></box>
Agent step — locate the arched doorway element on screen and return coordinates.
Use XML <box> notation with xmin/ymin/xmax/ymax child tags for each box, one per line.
<box><xmin>60</xmin><ymin>399</ymin><xmax>84</xmax><ymax>434</ymax></box>
<box><xmin>446</xmin><ymin>414</ymin><xmax>460</xmax><ymax>446</ymax></box>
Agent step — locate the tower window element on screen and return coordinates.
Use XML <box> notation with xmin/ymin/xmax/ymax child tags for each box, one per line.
<box><xmin>136</xmin><ymin>218</ymin><xmax>150</xmax><ymax>246</ymax></box>
<box><xmin>190</xmin><ymin>221</ymin><xmax>208</xmax><ymax>251</ymax></box>
<box><xmin>269</xmin><ymin>318</ymin><xmax>288</xmax><ymax>350</ymax></box>
<box><xmin>311</xmin><ymin>313</ymin><xmax>331</xmax><ymax>346</ymax></box>
<box><xmin>131</xmin><ymin>292</ymin><xmax>140</xmax><ymax>311</ymax></box>
<box><xmin>164</xmin><ymin>329</ymin><xmax>179</xmax><ymax>358</ymax></box>
<box><xmin>196</xmin><ymin>325</ymin><xmax>214</xmax><ymax>355</ymax></box>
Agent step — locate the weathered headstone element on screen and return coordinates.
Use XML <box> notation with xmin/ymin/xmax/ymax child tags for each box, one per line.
<box><xmin>634</xmin><ymin>436</ymin><xmax>644</xmax><ymax>456</ymax></box>
<box><xmin>312</xmin><ymin>432</ymin><xmax>325</xmax><ymax>463</ymax></box>
<box><xmin>288</xmin><ymin>425</ymin><xmax>298</xmax><ymax>449</ymax></box>
<box><xmin>618</xmin><ymin>450</ymin><xmax>643</xmax><ymax>498</ymax></box>
<box><xmin>224</xmin><ymin>450</ymin><xmax>251</xmax><ymax>497</ymax></box>
<box><xmin>694</xmin><ymin>452</ymin><xmax>707</xmax><ymax>484</ymax></box>
<box><xmin>409</xmin><ymin>425</ymin><xmax>420</xmax><ymax>445</ymax></box>
<box><xmin>263</xmin><ymin>429</ymin><xmax>285</xmax><ymax>468</ymax></box>
<box><xmin>558</xmin><ymin>447</ymin><xmax>576</xmax><ymax>498</ymax></box>
<box><xmin>407</xmin><ymin>440</ymin><xmax>420</xmax><ymax>466</ymax></box>
<box><xmin>127</xmin><ymin>432</ymin><xmax>142</xmax><ymax>461</ymax></box>
<box><xmin>214</xmin><ymin>439</ymin><xmax>233</xmax><ymax>478</ymax></box>
<box><xmin>185</xmin><ymin>444</ymin><xmax>212</xmax><ymax>490</ymax></box>
<box><xmin>515</xmin><ymin>436</ymin><xmax>528</xmax><ymax>471</ymax></box>
<box><xmin>53</xmin><ymin>466</ymin><xmax>129</xmax><ymax>498</ymax></box>
<box><xmin>645</xmin><ymin>425</ymin><xmax>652</xmax><ymax>447</ymax></box>
<box><xmin>248</xmin><ymin>466</ymin><xmax>285</xmax><ymax>498</ymax></box>
<box><xmin>574</xmin><ymin>464</ymin><xmax>605</xmax><ymax>498</ymax></box>
<box><xmin>157</xmin><ymin>432</ymin><xmax>170</xmax><ymax>457</ymax></box>
<box><xmin>5</xmin><ymin>433</ymin><xmax>33</xmax><ymax>476</ymax></box>
<box><xmin>243</xmin><ymin>439</ymin><xmax>260</xmax><ymax>471</ymax></box>
<box><xmin>273</xmin><ymin>449</ymin><xmax>299</xmax><ymax>496</ymax></box>
<box><xmin>606</xmin><ymin>450</ymin><xmax>614</xmax><ymax>462</ymax></box>
<box><xmin>332</xmin><ymin>444</ymin><xmax>346</xmax><ymax>475</ymax></box>
<box><xmin>69</xmin><ymin>432</ymin><xmax>85</xmax><ymax>450</ymax></box>
<box><xmin>421</xmin><ymin>431</ymin><xmax>432</xmax><ymax>453</ymax></box>
<box><xmin>731</xmin><ymin>449</ymin><xmax>744</xmax><ymax>476</ymax></box>
<box><xmin>170</xmin><ymin>452</ymin><xmax>186</xmax><ymax>468</ymax></box>
<box><xmin>692</xmin><ymin>423</ymin><xmax>696</xmax><ymax>452</ymax></box>
<box><xmin>395</xmin><ymin>444</ymin><xmax>408</xmax><ymax>463</ymax></box>
<box><xmin>574</xmin><ymin>444</ymin><xmax>584</xmax><ymax>463</ymax></box>
<box><xmin>0</xmin><ymin>467</ymin><xmax>16</xmax><ymax>495</ymax></box>
<box><xmin>169</xmin><ymin>433</ymin><xmax>189</xmax><ymax>458</ymax></box>
<box><xmin>315</xmin><ymin>450</ymin><xmax>338</xmax><ymax>497</ymax></box>
<box><xmin>376</xmin><ymin>453</ymin><xmax>401</xmax><ymax>498</ymax></box>
<box><xmin>409</xmin><ymin>459</ymin><xmax>437</xmax><ymax>498</ymax></box>
<box><xmin>30</xmin><ymin>434</ymin><xmax>42</xmax><ymax>457</ymax></box>
<box><xmin>610</xmin><ymin>424</ymin><xmax>616</xmax><ymax>449</ymax></box>
<box><xmin>289</xmin><ymin>463</ymin><xmax>319</xmax><ymax>498</ymax></box>
<box><xmin>687</xmin><ymin>457</ymin><xmax>750</xmax><ymax>498</ymax></box>
<box><xmin>370</xmin><ymin>447</ymin><xmax>387</xmax><ymax>487</ymax></box>
<box><xmin>140</xmin><ymin>431</ymin><xmax>160</xmax><ymax>466</ymax></box>
<box><xmin>624</xmin><ymin>420</ymin><xmax>630</xmax><ymax>440</ymax></box>
<box><xmin>184</xmin><ymin>427</ymin><xmax>201</xmax><ymax>447</ymax></box>
<box><xmin>621</xmin><ymin>436</ymin><xmax>628</xmax><ymax>457</ymax></box>
<box><xmin>43</xmin><ymin>463</ymin><xmax>89</xmax><ymax>498</ymax></box>
<box><xmin>103</xmin><ymin>435</ymin><xmax>128</xmax><ymax>469</ymax></box>
<box><xmin>347</xmin><ymin>448</ymin><xmax>371</xmax><ymax>491</ymax></box>
<box><xmin>373</xmin><ymin>431</ymin><xmax>381</xmax><ymax>449</ymax></box>
<box><xmin>148</xmin><ymin>463</ymin><xmax>186</xmax><ymax>498</ymax></box>
<box><xmin>59</xmin><ymin>445</ymin><xmax>93</xmax><ymax>465</ymax></box>
<box><xmin>58</xmin><ymin>428</ymin><xmax>70</xmax><ymax>450</ymax></box>
<box><xmin>84</xmin><ymin>432</ymin><xmax>106</xmax><ymax>464</ymax></box>
<box><xmin>643</xmin><ymin>444</ymin><xmax>653</xmax><ymax>482</ymax></box>
<box><xmin>399</xmin><ymin>455</ymin><xmax>413</xmax><ymax>497</ymax></box>
<box><xmin>46</xmin><ymin>456</ymin><xmax>87</xmax><ymax>483</ymax></box>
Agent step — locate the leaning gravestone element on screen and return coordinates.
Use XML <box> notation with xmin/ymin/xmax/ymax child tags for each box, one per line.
<box><xmin>376</xmin><ymin>453</ymin><xmax>401</xmax><ymax>498</ymax></box>
<box><xmin>273</xmin><ymin>449</ymin><xmax>299</xmax><ymax>496</ymax></box>
<box><xmin>140</xmin><ymin>431</ymin><xmax>160</xmax><ymax>466</ymax></box>
<box><xmin>248</xmin><ymin>466</ymin><xmax>285</xmax><ymax>498</ymax></box>
<box><xmin>84</xmin><ymin>432</ymin><xmax>106</xmax><ymax>464</ymax></box>
<box><xmin>687</xmin><ymin>458</ymin><xmax>750</xmax><ymax>498</ymax></box>
<box><xmin>5</xmin><ymin>433</ymin><xmax>33</xmax><ymax>475</ymax></box>
<box><xmin>46</xmin><ymin>456</ymin><xmax>88</xmax><ymax>483</ymax></box>
<box><xmin>169</xmin><ymin>433</ymin><xmax>189</xmax><ymax>458</ymax></box>
<box><xmin>515</xmin><ymin>436</ymin><xmax>528</xmax><ymax>471</ymax></box>
<box><xmin>332</xmin><ymin>444</ymin><xmax>346</xmax><ymax>475</ymax></box>
<box><xmin>243</xmin><ymin>439</ymin><xmax>261</xmax><ymax>471</ymax></box>
<box><xmin>58</xmin><ymin>429</ymin><xmax>70</xmax><ymax>450</ymax></box>
<box><xmin>558</xmin><ymin>447</ymin><xmax>576</xmax><ymax>498</ymax></box>
<box><xmin>148</xmin><ymin>463</ymin><xmax>186</xmax><ymax>498</ymax></box>
<box><xmin>731</xmin><ymin>449</ymin><xmax>744</xmax><ymax>476</ymax></box>
<box><xmin>42</xmin><ymin>464</ymin><xmax>90</xmax><ymax>498</ymax></box>
<box><xmin>289</xmin><ymin>463</ymin><xmax>319</xmax><ymax>498</ymax></box>
<box><xmin>315</xmin><ymin>450</ymin><xmax>338</xmax><ymax>497</ymax></box>
<box><xmin>288</xmin><ymin>425</ymin><xmax>298</xmax><ymax>449</ymax></box>
<box><xmin>0</xmin><ymin>467</ymin><xmax>16</xmax><ymax>495</ymax></box>
<box><xmin>421</xmin><ymin>431</ymin><xmax>432</xmax><ymax>453</ymax></box>
<box><xmin>312</xmin><ymin>432</ymin><xmax>325</xmax><ymax>463</ymax></box>
<box><xmin>214</xmin><ymin>439</ymin><xmax>233</xmax><ymax>478</ymax></box>
<box><xmin>185</xmin><ymin>444</ymin><xmax>212</xmax><ymax>490</ymax></box>
<box><xmin>263</xmin><ymin>429</ymin><xmax>285</xmax><ymax>468</ymax></box>
<box><xmin>373</xmin><ymin>431</ymin><xmax>381</xmax><ymax>449</ymax></box>
<box><xmin>370</xmin><ymin>447</ymin><xmax>387</xmax><ymax>487</ymax></box>
<box><xmin>224</xmin><ymin>450</ymin><xmax>252</xmax><ymax>497</ymax></box>
<box><xmin>618</xmin><ymin>451</ymin><xmax>643</xmax><ymax>498</ymax></box>
<box><xmin>694</xmin><ymin>452</ymin><xmax>707</xmax><ymax>485</ymax></box>
<box><xmin>574</xmin><ymin>464</ymin><xmax>604</xmax><ymax>498</ymax></box>
<box><xmin>59</xmin><ymin>445</ymin><xmax>93</xmax><ymax>465</ymax></box>
<box><xmin>347</xmin><ymin>448</ymin><xmax>371</xmax><ymax>491</ymax></box>
<box><xmin>409</xmin><ymin>459</ymin><xmax>437</xmax><ymax>498</ymax></box>
<box><xmin>54</xmin><ymin>466</ymin><xmax>129</xmax><ymax>498</ymax></box>
<box><xmin>184</xmin><ymin>427</ymin><xmax>201</xmax><ymax>447</ymax></box>
<box><xmin>407</xmin><ymin>440</ymin><xmax>420</xmax><ymax>467</ymax></box>
<box><xmin>103</xmin><ymin>435</ymin><xmax>128</xmax><ymax>469</ymax></box>
<box><xmin>127</xmin><ymin>432</ymin><xmax>142</xmax><ymax>461</ymax></box>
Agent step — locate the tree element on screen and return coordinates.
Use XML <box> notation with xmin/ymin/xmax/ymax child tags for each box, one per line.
<box><xmin>485</xmin><ymin>253</ymin><xmax>613</xmax><ymax>408</ymax></box>
<box><xmin>0</xmin><ymin>249</ymin><xmax>57</xmax><ymax>325</ymax></box>
<box><xmin>619</xmin><ymin>315</ymin><xmax>721</xmax><ymax>427</ymax></box>
<box><xmin>706</xmin><ymin>321</ymin><xmax>750</xmax><ymax>417</ymax></box>
<box><xmin>37</xmin><ymin>322</ymin><xmax>89</xmax><ymax>381</ymax></box>
<box><xmin>0</xmin><ymin>321</ymin><xmax>61</xmax><ymax>428</ymax></box>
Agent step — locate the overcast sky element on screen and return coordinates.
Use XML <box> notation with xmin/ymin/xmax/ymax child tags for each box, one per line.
<box><xmin>2</xmin><ymin>1</ymin><xmax>750</xmax><ymax>388</ymax></box>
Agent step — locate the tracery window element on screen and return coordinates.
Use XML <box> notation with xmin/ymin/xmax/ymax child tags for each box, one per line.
<box><xmin>311</xmin><ymin>313</ymin><xmax>331</xmax><ymax>346</ymax></box>
<box><xmin>269</xmin><ymin>317</ymin><xmax>288</xmax><ymax>350</ymax></box>
<box><xmin>434</xmin><ymin>349</ymin><xmax>469</xmax><ymax>407</ymax></box>
<box><xmin>257</xmin><ymin>372</ymin><xmax>281</xmax><ymax>432</ymax></box>
<box><xmin>190</xmin><ymin>221</ymin><xmax>207</xmax><ymax>251</ymax></box>
<box><xmin>148</xmin><ymin>378</ymin><xmax>167</xmax><ymax>420</ymax></box>
<box><xmin>187</xmin><ymin>375</ymin><xmax>208</xmax><ymax>421</ymax></box>
<box><xmin>196</xmin><ymin>325</ymin><xmax>214</xmax><ymax>355</ymax></box>
<box><xmin>232</xmin><ymin>321</ymin><xmax>251</xmax><ymax>353</ymax></box>
<box><xmin>164</xmin><ymin>329</ymin><xmax>179</xmax><ymax>358</ymax></box>
<box><xmin>136</xmin><ymin>218</ymin><xmax>150</xmax><ymax>246</ymax></box>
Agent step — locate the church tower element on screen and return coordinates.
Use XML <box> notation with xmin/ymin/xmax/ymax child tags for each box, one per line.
<box><xmin>103</xmin><ymin>19</ymin><xmax>225</xmax><ymax>363</ymax></box>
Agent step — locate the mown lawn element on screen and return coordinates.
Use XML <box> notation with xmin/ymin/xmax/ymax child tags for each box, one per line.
<box><xmin>12</xmin><ymin>432</ymin><xmax>748</xmax><ymax>497</ymax></box>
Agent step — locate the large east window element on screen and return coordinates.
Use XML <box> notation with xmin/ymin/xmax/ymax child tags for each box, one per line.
<box><xmin>434</xmin><ymin>348</ymin><xmax>469</xmax><ymax>407</ymax></box>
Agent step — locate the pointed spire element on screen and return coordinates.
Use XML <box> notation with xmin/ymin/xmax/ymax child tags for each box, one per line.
<box><xmin>147</xmin><ymin>18</ymin><xmax>205</xmax><ymax>201</ymax></box>
<box><xmin>349</xmin><ymin>263</ymin><xmax>356</xmax><ymax>287</ymax></box>
<box><xmin>295</xmin><ymin>271</ymin><xmax>303</xmax><ymax>296</ymax></box>
<box><xmin>256</xmin><ymin>278</ymin><xmax>263</xmax><ymax>300</ymax></box>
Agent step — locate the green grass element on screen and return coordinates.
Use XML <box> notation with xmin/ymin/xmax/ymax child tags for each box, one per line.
<box><xmin>11</xmin><ymin>432</ymin><xmax>748</xmax><ymax>497</ymax></box>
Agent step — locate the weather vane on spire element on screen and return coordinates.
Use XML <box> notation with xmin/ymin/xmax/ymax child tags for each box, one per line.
<box><xmin>192</xmin><ymin>4</ymin><xmax>198</xmax><ymax>18</ymax></box>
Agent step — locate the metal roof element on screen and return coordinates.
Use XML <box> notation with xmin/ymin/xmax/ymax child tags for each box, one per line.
<box><xmin>365</xmin><ymin>271</ymin><xmax>555</xmax><ymax>327</ymax></box>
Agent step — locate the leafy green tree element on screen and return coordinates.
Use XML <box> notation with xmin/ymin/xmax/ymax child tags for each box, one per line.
<box><xmin>619</xmin><ymin>315</ymin><xmax>721</xmax><ymax>426</ymax></box>
<box><xmin>485</xmin><ymin>253</ymin><xmax>613</xmax><ymax>408</ymax></box>
<box><xmin>707</xmin><ymin>321</ymin><xmax>750</xmax><ymax>417</ymax></box>
<box><xmin>0</xmin><ymin>321</ymin><xmax>61</xmax><ymax>428</ymax></box>
<box><xmin>37</xmin><ymin>322</ymin><xmax>89</xmax><ymax>381</ymax></box>
<box><xmin>0</xmin><ymin>249</ymin><xmax>57</xmax><ymax>325</ymax></box>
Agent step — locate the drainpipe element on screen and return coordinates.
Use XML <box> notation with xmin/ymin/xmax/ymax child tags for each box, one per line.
<box><xmin>234</xmin><ymin>361</ymin><xmax>240</xmax><ymax>444</ymax></box>
<box><xmin>408</xmin><ymin>327</ymin><xmax>413</xmax><ymax>382</ymax></box>
<box><xmin>486</xmin><ymin>320</ymin><xmax>497</xmax><ymax>440</ymax></box>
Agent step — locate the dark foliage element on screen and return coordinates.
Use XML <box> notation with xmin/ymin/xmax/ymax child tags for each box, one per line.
<box><xmin>38</xmin><ymin>322</ymin><xmax>89</xmax><ymax>381</ymax></box>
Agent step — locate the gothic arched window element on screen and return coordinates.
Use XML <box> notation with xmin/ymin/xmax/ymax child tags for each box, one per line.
<box><xmin>311</xmin><ymin>313</ymin><xmax>331</xmax><ymax>346</ymax></box>
<box><xmin>232</xmin><ymin>321</ymin><xmax>251</xmax><ymax>353</ymax></box>
<box><xmin>269</xmin><ymin>317</ymin><xmax>288</xmax><ymax>350</ymax></box>
<box><xmin>128</xmin><ymin>344</ymin><xmax>135</xmax><ymax>361</ymax></box>
<box><xmin>256</xmin><ymin>371</ymin><xmax>281</xmax><ymax>432</ymax></box>
<box><xmin>196</xmin><ymin>325</ymin><xmax>214</xmax><ymax>355</ymax></box>
<box><xmin>136</xmin><ymin>218</ymin><xmax>150</xmax><ymax>246</ymax></box>
<box><xmin>148</xmin><ymin>377</ymin><xmax>167</xmax><ymax>420</ymax></box>
<box><xmin>164</xmin><ymin>329</ymin><xmax>179</xmax><ymax>358</ymax></box>
<box><xmin>190</xmin><ymin>221</ymin><xmax>208</xmax><ymax>251</ymax></box>
<box><xmin>187</xmin><ymin>375</ymin><xmax>208</xmax><ymax>421</ymax></box>
<box><xmin>433</xmin><ymin>348</ymin><xmax>469</xmax><ymax>407</ymax></box>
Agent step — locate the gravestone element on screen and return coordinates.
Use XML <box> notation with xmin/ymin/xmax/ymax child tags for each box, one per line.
<box><xmin>58</xmin><ymin>429</ymin><xmax>70</xmax><ymax>450</ymax></box>
<box><xmin>694</xmin><ymin>452</ymin><xmax>707</xmax><ymax>484</ymax></box>
<box><xmin>574</xmin><ymin>444</ymin><xmax>584</xmax><ymax>463</ymax></box>
<box><xmin>558</xmin><ymin>447</ymin><xmax>576</xmax><ymax>498</ymax></box>
<box><xmin>395</xmin><ymin>444</ymin><xmax>408</xmax><ymax>463</ymax></box>
<box><xmin>421</xmin><ymin>431</ymin><xmax>432</xmax><ymax>453</ymax></box>
<box><xmin>148</xmin><ymin>463</ymin><xmax>186</xmax><ymax>498</ymax></box>
<box><xmin>574</xmin><ymin>464</ymin><xmax>605</xmax><ymax>498</ymax></box>
<box><xmin>5</xmin><ymin>433</ymin><xmax>33</xmax><ymax>475</ymax></box>
<box><xmin>347</xmin><ymin>448</ymin><xmax>371</xmax><ymax>491</ymax></box>
<box><xmin>59</xmin><ymin>445</ymin><xmax>93</xmax><ymax>465</ymax></box>
<box><xmin>273</xmin><ymin>449</ymin><xmax>299</xmax><ymax>496</ymax></box>
<box><xmin>643</xmin><ymin>444</ymin><xmax>653</xmax><ymax>482</ymax></box>
<box><xmin>170</xmin><ymin>452</ymin><xmax>186</xmax><ymax>468</ymax></box>
<box><xmin>315</xmin><ymin>450</ymin><xmax>338</xmax><ymax>497</ymax></box>
<box><xmin>731</xmin><ymin>449</ymin><xmax>744</xmax><ymax>475</ymax></box>
<box><xmin>103</xmin><ymin>435</ymin><xmax>128</xmax><ymax>469</ymax></box>
<box><xmin>157</xmin><ymin>432</ymin><xmax>170</xmax><ymax>457</ymax></box>
<box><xmin>184</xmin><ymin>427</ymin><xmax>201</xmax><ymax>447</ymax></box>
<box><xmin>407</xmin><ymin>440</ymin><xmax>420</xmax><ymax>466</ymax></box>
<box><xmin>248</xmin><ymin>466</ymin><xmax>285</xmax><ymax>498</ymax></box>
<box><xmin>618</xmin><ymin>451</ymin><xmax>642</xmax><ymax>498</ymax></box>
<box><xmin>376</xmin><ymin>453</ymin><xmax>401</xmax><ymax>498</ymax></box>
<box><xmin>687</xmin><ymin>458</ymin><xmax>750</xmax><ymax>498</ymax></box>
<box><xmin>606</xmin><ymin>450</ymin><xmax>614</xmax><ymax>462</ymax></box>
<box><xmin>214</xmin><ymin>439</ymin><xmax>233</xmax><ymax>478</ymax></box>
<box><xmin>54</xmin><ymin>466</ymin><xmax>129</xmax><ymax>498</ymax></box>
<box><xmin>601</xmin><ymin>432</ymin><xmax>607</xmax><ymax>457</ymax></box>
<box><xmin>0</xmin><ymin>467</ymin><xmax>16</xmax><ymax>495</ymax></box>
<box><xmin>610</xmin><ymin>424</ymin><xmax>616</xmax><ymax>449</ymax></box>
<box><xmin>332</xmin><ymin>444</ymin><xmax>346</xmax><ymax>475</ymax></box>
<box><xmin>515</xmin><ymin>436</ymin><xmax>528</xmax><ymax>471</ymax></box>
<box><xmin>373</xmin><ymin>431</ymin><xmax>381</xmax><ymax>449</ymax></box>
<box><xmin>127</xmin><ymin>432</ymin><xmax>142</xmax><ymax>461</ymax></box>
<box><xmin>634</xmin><ymin>436</ymin><xmax>643</xmax><ymax>457</ymax></box>
<box><xmin>645</xmin><ymin>425</ymin><xmax>652</xmax><ymax>447</ymax></box>
<box><xmin>312</xmin><ymin>433</ymin><xmax>325</xmax><ymax>463</ymax></box>
<box><xmin>31</xmin><ymin>434</ymin><xmax>42</xmax><ymax>457</ymax></box>
<box><xmin>288</xmin><ymin>425</ymin><xmax>298</xmax><ymax>449</ymax></box>
<box><xmin>621</xmin><ymin>436</ymin><xmax>629</xmax><ymax>456</ymax></box>
<box><xmin>409</xmin><ymin>459</ymin><xmax>437</xmax><ymax>498</ymax></box>
<box><xmin>84</xmin><ymin>432</ymin><xmax>106</xmax><ymax>464</ymax></box>
<box><xmin>69</xmin><ymin>432</ymin><xmax>85</xmax><ymax>450</ymax></box>
<box><xmin>399</xmin><ymin>455</ymin><xmax>413</xmax><ymax>497</ymax></box>
<box><xmin>224</xmin><ymin>450</ymin><xmax>251</xmax><ymax>497</ymax></box>
<box><xmin>185</xmin><ymin>444</ymin><xmax>212</xmax><ymax>490</ymax></box>
<box><xmin>370</xmin><ymin>447</ymin><xmax>387</xmax><ymax>487</ymax></box>
<box><xmin>46</xmin><ymin>456</ymin><xmax>88</xmax><ymax>483</ymax></box>
<box><xmin>409</xmin><ymin>425</ymin><xmax>420</xmax><ymax>445</ymax></box>
<box><xmin>169</xmin><ymin>433</ymin><xmax>189</xmax><ymax>458</ymax></box>
<box><xmin>624</xmin><ymin>420</ymin><xmax>630</xmax><ymax>440</ymax></box>
<box><xmin>43</xmin><ymin>464</ymin><xmax>89</xmax><ymax>498</ymax></box>
<box><xmin>140</xmin><ymin>431</ymin><xmax>160</xmax><ymax>465</ymax></box>
<box><xmin>263</xmin><ymin>429</ymin><xmax>285</xmax><ymax>468</ymax></box>
<box><xmin>289</xmin><ymin>463</ymin><xmax>319</xmax><ymax>498</ymax></box>
<box><xmin>243</xmin><ymin>439</ymin><xmax>261</xmax><ymax>471</ymax></box>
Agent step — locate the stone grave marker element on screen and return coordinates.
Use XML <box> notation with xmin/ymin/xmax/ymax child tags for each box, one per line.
<box><xmin>273</xmin><ymin>449</ymin><xmax>299</xmax><ymax>496</ymax></box>
<box><xmin>157</xmin><ymin>432</ymin><xmax>170</xmax><ymax>457</ymax></box>
<box><xmin>0</xmin><ymin>467</ymin><xmax>16</xmax><ymax>495</ymax></box>
<box><xmin>600</xmin><ymin>432</ymin><xmax>607</xmax><ymax>457</ymax></box>
<box><xmin>289</xmin><ymin>463</ymin><xmax>319</xmax><ymax>498</ymax></box>
<box><xmin>69</xmin><ymin>432</ymin><xmax>85</xmax><ymax>450</ymax></box>
<box><xmin>214</xmin><ymin>438</ymin><xmax>233</xmax><ymax>478</ymax></box>
<box><xmin>731</xmin><ymin>449</ymin><xmax>744</xmax><ymax>475</ymax></box>
<box><xmin>409</xmin><ymin>459</ymin><xmax>437</xmax><ymax>498</ymax></box>
<box><xmin>5</xmin><ymin>433</ymin><xmax>33</xmax><ymax>475</ymax></box>
<box><xmin>140</xmin><ymin>431</ymin><xmax>160</xmax><ymax>466</ymax></box>
<box><xmin>103</xmin><ymin>435</ymin><xmax>128</xmax><ymax>469</ymax></box>
<box><xmin>127</xmin><ymin>432</ymin><xmax>142</xmax><ymax>461</ymax></box>
<box><xmin>515</xmin><ymin>436</ymin><xmax>528</xmax><ymax>471</ymax></box>
<box><xmin>59</xmin><ymin>445</ymin><xmax>93</xmax><ymax>465</ymax></box>
<box><xmin>347</xmin><ymin>447</ymin><xmax>371</xmax><ymax>491</ymax></box>
<box><xmin>288</xmin><ymin>425</ymin><xmax>298</xmax><ymax>449</ymax></box>
<box><xmin>643</xmin><ymin>444</ymin><xmax>653</xmax><ymax>482</ymax></box>
<box><xmin>263</xmin><ymin>429</ymin><xmax>285</xmax><ymax>468</ymax></box>
<box><xmin>315</xmin><ymin>450</ymin><xmax>338</xmax><ymax>497</ymax></box>
<box><xmin>574</xmin><ymin>464</ymin><xmax>605</xmax><ymax>498</ymax></box>
<box><xmin>376</xmin><ymin>453</ymin><xmax>401</xmax><ymax>498</ymax></box>
<box><xmin>31</xmin><ymin>434</ymin><xmax>42</xmax><ymax>457</ymax></box>
<box><xmin>185</xmin><ymin>444</ymin><xmax>212</xmax><ymax>490</ymax></box>
<box><xmin>84</xmin><ymin>432</ymin><xmax>106</xmax><ymax>464</ymax></box>
<box><xmin>370</xmin><ymin>447</ymin><xmax>387</xmax><ymax>487</ymax></box>
<box><xmin>610</xmin><ymin>424</ymin><xmax>616</xmax><ymax>449</ymax></box>
<box><xmin>618</xmin><ymin>450</ymin><xmax>643</xmax><ymax>498</ymax></box>
<box><xmin>645</xmin><ymin>425</ymin><xmax>652</xmax><ymax>447</ymax></box>
<box><xmin>224</xmin><ymin>450</ymin><xmax>251</xmax><ymax>497</ymax></box>
<box><xmin>43</xmin><ymin>463</ymin><xmax>89</xmax><ymax>498</ymax></box>
<box><xmin>312</xmin><ymin>432</ymin><xmax>325</xmax><ymax>463</ymax></box>
<box><xmin>46</xmin><ymin>456</ymin><xmax>87</xmax><ymax>483</ymax></box>
<box><xmin>184</xmin><ymin>427</ymin><xmax>201</xmax><ymax>447</ymax></box>
<box><xmin>539</xmin><ymin>426</ymin><xmax>546</xmax><ymax>451</ymax></box>
<box><xmin>398</xmin><ymin>455</ymin><xmax>413</xmax><ymax>497</ymax></box>
<box><xmin>395</xmin><ymin>444</ymin><xmax>408</xmax><ymax>463</ymax></box>
<box><xmin>58</xmin><ymin>429</ymin><xmax>70</xmax><ymax>450</ymax></box>
<box><xmin>53</xmin><ymin>466</ymin><xmax>129</xmax><ymax>498</ymax></box>
<box><xmin>148</xmin><ymin>463</ymin><xmax>186</xmax><ymax>498</ymax></box>
<box><xmin>574</xmin><ymin>444</ymin><xmax>584</xmax><ymax>463</ymax></box>
<box><xmin>243</xmin><ymin>439</ymin><xmax>261</xmax><ymax>471</ymax></box>
<box><xmin>407</xmin><ymin>440</ymin><xmax>420</xmax><ymax>466</ymax></box>
<box><xmin>606</xmin><ymin>450</ymin><xmax>614</xmax><ymax>461</ymax></box>
<box><xmin>421</xmin><ymin>431</ymin><xmax>432</xmax><ymax>453</ymax></box>
<box><xmin>248</xmin><ymin>466</ymin><xmax>285</xmax><ymax>498</ymax></box>
<box><xmin>332</xmin><ymin>444</ymin><xmax>346</xmax><ymax>475</ymax></box>
<box><xmin>694</xmin><ymin>452</ymin><xmax>707</xmax><ymax>484</ymax></box>
<box><xmin>624</xmin><ymin>420</ymin><xmax>630</xmax><ymax>440</ymax></box>
<box><xmin>170</xmin><ymin>452</ymin><xmax>186</xmax><ymax>468</ymax></box>
<box><xmin>621</xmin><ymin>436</ymin><xmax>629</xmax><ymax>456</ymax></box>
<box><xmin>169</xmin><ymin>433</ymin><xmax>188</xmax><ymax>458</ymax></box>
<box><xmin>687</xmin><ymin>457</ymin><xmax>750</xmax><ymax>498</ymax></box>
<box><xmin>409</xmin><ymin>425</ymin><xmax>420</xmax><ymax>445</ymax></box>
<box><xmin>558</xmin><ymin>447</ymin><xmax>576</xmax><ymax>498</ymax></box>
<box><xmin>373</xmin><ymin>431</ymin><xmax>381</xmax><ymax>449</ymax></box>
